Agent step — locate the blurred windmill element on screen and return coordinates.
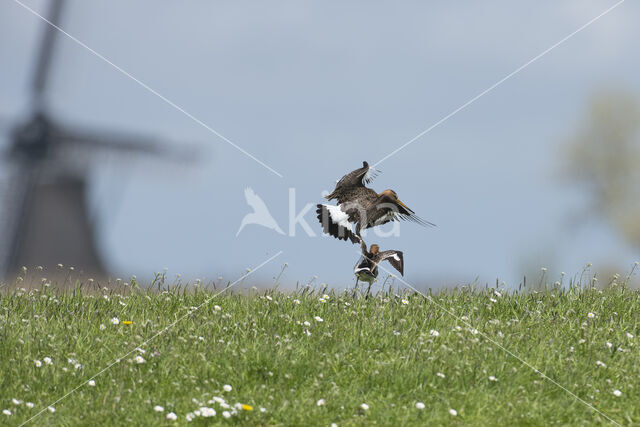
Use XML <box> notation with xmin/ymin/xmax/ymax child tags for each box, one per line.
<box><xmin>0</xmin><ymin>0</ymin><xmax>197</xmax><ymax>281</ymax></box>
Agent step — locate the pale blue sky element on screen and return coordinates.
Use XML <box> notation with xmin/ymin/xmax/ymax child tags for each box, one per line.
<box><xmin>1</xmin><ymin>0</ymin><xmax>639</xmax><ymax>289</ymax></box>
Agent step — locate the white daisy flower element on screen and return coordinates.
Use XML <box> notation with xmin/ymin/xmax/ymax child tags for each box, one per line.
<box><xmin>360</xmin><ymin>403</ymin><xmax>369</xmax><ymax>410</ymax></box>
<box><xmin>489</xmin><ymin>376</ymin><xmax>498</xmax><ymax>382</ymax></box>
<box><xmin>266</xmin><ymin>295</ymin><xmax>273</xmax><ymax>301</ymax></box>
<box><xmin>449</xmin><ymin>408</ymin><xmax>457</xmax><ymax>416</ymax></box>
<box><xmin>223</xmin><ymin>384</ymin><xmax>232</xmax><ymax>392</ymax></box>
<box><xmin>111</xmin><ymin>317</ymin><xmax>120</xmax><ymax>325</ymax></box>
<box><xmin>99</xmin><ymin>324</ymin><xmax>106</xmax><ymax>330</ymax></box>
<box><xmin>200</xmin><ymin>407</ymin><xmax>216</xmax><ymax>417</ymax></box>
<box><xmin>613</xmin><ymin>389</ymin><xmax>622</xmax><ymax>397</ymax></box>
<box><xmin>34</xmin><ymin>360</ymin><xmax>42</xmax><ymax>367</ymax></box>
<box><xmin>293</xmin><ymin>299</ymin><xmax>301</xmax><ymax>305</ymax></box>
<box><xmin>185</xmin><ymin>412</ymin><xmax>194</xmax><ymax>421</ymax></box>
<box><xmin>88</xmin><ymin>380</ymin><xmax>96</xmax><ymax>387</ymax></box>
<box><xmin>222</xmin><ymin>411</ymin><xmax>231</xmax><ymax>418</ymax></box>
<box><xmin>154</xmin><ymin>405</ymin><xmax>164</xmax><ymax>412</ymax></box>
<box><xmin>401</xmin><ymin>299</ymin><xmax>409</xmax><ymax>305</ymax></box>
<box><xmin>166</xmin><ymin>412</ymin><xmax>177</xmax><ymax>420</ymax></box>
<box><xmin>317</xmin><ymin>399</ymin><xmax>326</xmax><ymax>406</ymax></box>
<box><xmin>626</xmin><ymin>332</ymin><xmax>634</xmax><ymax>339</ymax></box>
<box><xmin>43</xmin><ymin>357</ymin><xmax>52</xmax><ymax>365</ymax></box>
<box><xmin>436</xmin><ymin>372</ymin><xmax>445</xmax><ymax>378</ymax></box>
<box><xmin>415</xmin><ymin>402</ymin><xmax>425</xmax><ymax>410</ymax></box>
<box><xmin>26</xmin><ymin>402</ymin><xmax>34</xmax><ymax>408</ymax></box>
<box><xmin>214</xmin><ymin>305</ymin><xmax>221</xmax><ymax>311</ymax></box>
<box><xmin>303</xmin><ymin>321</ymin><xmax>311</xmax><ymax>326</ymax></box>
<box><xmin>135</xmin><ymin>356</ymin><xmax>145</xmax><ymax>364</ymax></box>
<box><xmin>2</xmin><ymin>409</ymin><xmax>11</xmax><ymax>416</ymax></box>
<box><xmin>47</xmin><ymin>406</ymin><xmax>55</xmax><ymax>413</ymax></box>
<box><xmin>304</xmin><ymin>329</ymin><xmax>311</xmax><ymax>336</ymax></box>
<box><xmin>314</xmin><ymin>316</ymin><xmax>324</xmax><ymax>322</ymax></box>
<box><xmin>587</xmin><ymin>312</ymin><xmax>595</xmax><ymax>319</ymax></box>
<box><xmin>11</xmin><ymin>399</ymin><xmax>21</xmax><ymax>405</ymax></box>
<box><xmin>430</xmin><ymin>330</ymin><xmax>439</xmax><ymax>337</ymax></box>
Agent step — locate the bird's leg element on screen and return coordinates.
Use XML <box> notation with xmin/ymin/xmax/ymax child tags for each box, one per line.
<box><xmin>359</xmin><ymin>239</ymin><xmax>368</xmax><ymax>256</ymax></box>
<box><xmin>366</xmin><ymin>282</ymin><xmax>373</xmax><ymax>299</ymax></box>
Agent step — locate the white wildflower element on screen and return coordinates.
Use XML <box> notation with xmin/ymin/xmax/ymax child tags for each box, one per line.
<box><xmin>317</xmin><ymin>399</ymin><xmax>326</xmax><ymax>406</ymax></box>
<box><xmin>223</xmin><ymin>384</ymin><xmax>232</xmax><ymax>392</ymax></box>
<box><xmin>154</xmin><ymin>405</ymin><xmax>164</xmax><ymax>412</ymax></box>
<box><xmin>88</xmin><ymin>380</ymin><xmax>96</xmax><ymax>386</ymax></box>
<box><xmin>416</xmin><ymin>402</ymin><xmax>425</xmax><ymax>409</ymax></box>
<box><xmin>111</xmin><ymin>317</ymin><xmax>120</xmax><ymax>325</ymax></box>
<box><xmin>200</xmin><ymin>407</ymin><xmax>216</xmax><ymax>417</ymax></box>
<box><xmin>449</xmin><ymin>408</ymin><xmax>457</xmax><ymax>416</ymax></box>
<box><xmin>166</xmin><ymin>412</ymin><xmax>177</xmax><ymax>421</ymax></box>
<box><xmin>360</xmin><ymin>403</ymin><xmax>369</xmax><ymax>411</ymax></box>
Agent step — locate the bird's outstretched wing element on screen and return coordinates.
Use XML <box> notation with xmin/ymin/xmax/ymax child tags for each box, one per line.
<box><xmin>394</xmin><ymin>203</ymin><xmax>436</xmax><ymax>227</ymax></box>
<box><xmin>379</xmin><ymin>250</ymin><xmax>404</xmax><ymax>276</ymax></box>
<box><xmin>326</xmin><ymin>161</ymin><xmax>379</xmax><ymax>200</ymax></box>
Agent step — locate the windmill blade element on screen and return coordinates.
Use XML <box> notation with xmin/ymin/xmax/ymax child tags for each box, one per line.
<box><xmin>31</xmin><ymin>0</ymin><xmax>65</xmax><ymax>109</ymax></box>
<box><xmin>52</xmin><ymin>124</ymin><xmax>202</xmax><ymax>164</ymax></box>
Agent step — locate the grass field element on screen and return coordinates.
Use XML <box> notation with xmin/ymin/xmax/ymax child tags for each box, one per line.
<box><xmin>1</xmin><ymin>269</ymin><xmax>640</xmax><ymax>426</ymax></box>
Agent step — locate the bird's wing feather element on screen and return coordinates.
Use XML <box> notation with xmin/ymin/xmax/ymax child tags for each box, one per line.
<box><xmin>326</xmin><ymin>161</ymin><xmax>379</xmax><ymax>200</ymax></box>
<box><xmin>379</xmin><ymin>250</ymin><xmax>404</xmax><ymax>276</ymax></box>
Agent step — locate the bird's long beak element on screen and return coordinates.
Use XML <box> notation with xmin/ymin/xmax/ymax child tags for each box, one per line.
<box><xmin>396</xmin><ymin>198</ymin><xmax>411</xmax><ymax>211</ymax></box>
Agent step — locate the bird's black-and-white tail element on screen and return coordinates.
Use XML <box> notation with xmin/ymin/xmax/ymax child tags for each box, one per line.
<box><xmin>316</xmin><ymin>204</ymin><xmax>359</xmax><ymax>244</ymax></box>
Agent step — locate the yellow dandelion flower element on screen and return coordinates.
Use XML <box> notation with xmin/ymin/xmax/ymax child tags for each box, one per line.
<box><xmin>123</xmin><ymin>321</ymin><xmax>132</xmax><ymax>325</ymax></box>
<box><xmin>241</xmin><ymin>404</ymin><xmax>253</xmax><ymax>411</ymax></box>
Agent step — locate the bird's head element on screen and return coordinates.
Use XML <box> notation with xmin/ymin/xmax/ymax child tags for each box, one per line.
<box><xmin>378</xmin><ymin>189</ymin><xmax>411</xmax><ymax>211</ymax></box>
<box><xmin>369</xmin><ymin>244</ymin><xmax>380</xmax><ymax>254</ymax></box>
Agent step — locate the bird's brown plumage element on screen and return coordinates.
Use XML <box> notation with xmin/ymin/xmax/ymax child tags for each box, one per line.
<box><xmin>317</xmin><ymin>161</ymin><xmax>433</xmax><ymax>243</ymax></box>
<box><xmin>354</xmin><ymin>243</ymin><xmax>404</xmax><ymax>283</ymax></box>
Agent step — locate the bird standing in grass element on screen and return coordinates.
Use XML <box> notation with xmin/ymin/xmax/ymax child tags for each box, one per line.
<box><xmin>316</xmin><ymin>161</ymin><xmax>433</xmax><ymax>244</ymax></box>
<box><xmin>354</xmin><ymin>243</ymin><xmax>404</xmax><ymax>295</ymax></box>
